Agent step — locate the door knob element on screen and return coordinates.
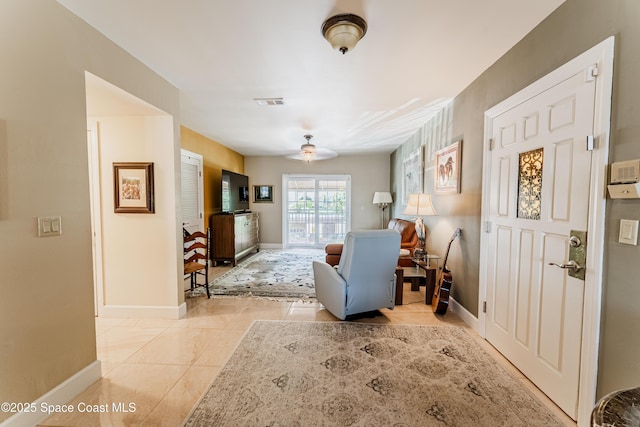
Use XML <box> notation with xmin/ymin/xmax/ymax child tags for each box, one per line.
<box><xmin>569</xmin><ymin>236</ymin><xmax>581</xmax><ymax>247</ymax></box>
<box><xmin>548</xmin><ymin>260</ymin><xmax>583</xmax><ymax>271</ymax></box>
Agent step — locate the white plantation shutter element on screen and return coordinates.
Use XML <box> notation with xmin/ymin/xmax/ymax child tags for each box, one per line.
<box><xmin>181</xmin><ymin>150</ymin><xmax>204</xmax><ymax>234</ymax></box>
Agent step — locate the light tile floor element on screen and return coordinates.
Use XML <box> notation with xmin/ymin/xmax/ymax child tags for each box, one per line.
<box><xmin>40</xmin><ymin>265</ymin><xmax>575</xmax><ymax>426</ymax></box>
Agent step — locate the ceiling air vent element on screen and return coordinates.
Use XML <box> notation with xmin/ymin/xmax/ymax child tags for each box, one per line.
<box><xmin>254</xmin><ymin>97</ymin><xmax>285</xmax><ymax>106</ymax></box>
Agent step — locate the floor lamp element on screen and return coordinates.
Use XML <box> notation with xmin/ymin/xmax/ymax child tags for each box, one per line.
<box><xmin>372</xmin><ymin>192</ymin><xmax>393</xmax><ymax>229</ymax></box>
<box><xmin>402</xmin><ymin>193</ymin><xmax>437</xmax><ymax>259</ymax></box>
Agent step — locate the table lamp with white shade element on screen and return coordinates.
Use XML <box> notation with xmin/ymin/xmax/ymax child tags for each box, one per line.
<box><xmin>402</xmin><ymin>193</ymin><xmax>437</xmax><ymax>259</ymax></box>
<box><xmin>372</xmin><ymin>191</ymin><xmax>393</xmax><ymax>229</ymax></box>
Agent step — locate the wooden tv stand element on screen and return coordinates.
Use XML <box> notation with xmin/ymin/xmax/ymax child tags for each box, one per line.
<box><xmin>210</xmin><ymin>212</ymin><xmax>259</xmax><ymax>266</ymax></box>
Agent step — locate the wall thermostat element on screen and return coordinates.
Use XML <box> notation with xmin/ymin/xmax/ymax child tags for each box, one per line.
<box><xmin>611</xmin><ymin>159</ymin><xmax>640</xmax><ymax>184</ymax></box>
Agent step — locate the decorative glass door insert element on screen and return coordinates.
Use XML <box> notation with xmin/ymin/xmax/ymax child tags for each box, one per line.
<box><xmin>517</xmin><ymin>148</ymin><xmax>544</xmax><ymax>220</ymax></box>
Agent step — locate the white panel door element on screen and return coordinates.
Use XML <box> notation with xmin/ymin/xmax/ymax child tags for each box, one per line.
<box><xmin>181</xmin><ymin>149</ymin><xmax>204</xmax><ymax>234</ymax></box>
<box><xmin>484</xmin><ymin>69</ymin><xmax>596</xmax><ymax>419</ymax></box>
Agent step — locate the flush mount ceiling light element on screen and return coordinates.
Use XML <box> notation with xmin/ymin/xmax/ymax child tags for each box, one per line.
<box><xmin>322</xmin><ymin>13</ymin><xmax>367</xmax><ymax>54</ymax></box>
<box><xmin>300</xmin><ymin>134</ymin><xmax>317</xmax><ymax>162</ymax></box>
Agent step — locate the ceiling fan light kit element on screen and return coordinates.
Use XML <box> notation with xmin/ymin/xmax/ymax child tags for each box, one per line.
<box><xmin>300</xmin><ymin>134</ymin><xmax>317</xmax><ymax>162</ymax></box>
<box><xmin>289</xmin><ymin>12</ymin><xmax>367</xmax><ymax>163</ymax></box>
<box><xmin>322</xmin><ymin>13</ymin><xmax>367</xmax><ymax>54</ymax></box>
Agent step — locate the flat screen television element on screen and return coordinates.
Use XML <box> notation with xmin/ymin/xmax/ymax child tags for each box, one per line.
<box><xmin>221</xmin><ymin>169</ymin><xmax>250</xmax><ymax>213</ymax></box>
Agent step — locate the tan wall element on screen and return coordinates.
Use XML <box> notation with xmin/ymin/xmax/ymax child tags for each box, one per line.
<box><xmin>245</xmin><ymin>154</ymin><xmax>391</xmax><ymax>245</ymax></box>
<box><xmin>94</xmin><ymin>116</ymin><xmax>180</xmax><ymax>307</ymax></box>
<box><xmin>0</xmin><ymin>0</ymin><xmax>180</xmax><ymax>421</ymax></box>
<box><xmin>180</xmin><ymin>126</ymin><xmax>244</xmax><ymax>224</ymax></box>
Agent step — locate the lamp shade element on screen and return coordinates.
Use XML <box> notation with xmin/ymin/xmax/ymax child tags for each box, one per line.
<box><xmin>372</xmin><ymin>192</ymin><xmax>393</xmax><ymax>205</ymax></box>
<box><xmin>403</xmin><ymin>193</ymin><xmax>437</xmax><ymax>216</ymax></box>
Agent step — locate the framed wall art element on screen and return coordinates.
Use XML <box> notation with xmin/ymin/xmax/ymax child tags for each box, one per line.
<box><xmin>434</xmin><ymin>139</ymin><xmax>462</xmax><ymax>194</ymax></box>
<box><xmin>113</xmin><ymin>162</ymin><xmax>155</xmax><ymax>213</ymax></box>
<box><xmin>402</xmin><ymin>147</ymin><xmax>423</xmax><ymax>204</ymax></box>
<box><xmin>253</xmin><ymin>185</ymin><xmax>273</xmax><ymax>203</ymax></box>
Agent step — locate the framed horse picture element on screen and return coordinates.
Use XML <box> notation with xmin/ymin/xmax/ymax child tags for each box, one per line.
<box><xmin>434</xmin><ymin>139</ymin><xmax>462</xmax><ymax>194</ymax></box>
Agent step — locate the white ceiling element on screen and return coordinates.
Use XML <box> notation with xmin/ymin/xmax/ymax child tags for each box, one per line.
<box><xmin>60</xmin><ymin>0</ymin><xmax>564</xmax><ymax>157</ymax></box>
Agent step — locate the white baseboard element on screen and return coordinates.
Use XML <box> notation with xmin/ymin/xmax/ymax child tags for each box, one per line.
<box><xmin>449</xmin><ymin>297</ymin><xmax>481</xmax><ymax>333</ymax></box>
<box><xmin>100</xmin><ymin>302</ymin><xmax>186</xmax><ymax>319</ymax></box>
<box><xmin>259</xmin><ymin>243</ymin><xmax>283</xmax><ymax>249</ymax></box>
<box><xmin>0</xmin><ymin>361</ymin><xmax>101</xmax><ymax>427</ymax></box>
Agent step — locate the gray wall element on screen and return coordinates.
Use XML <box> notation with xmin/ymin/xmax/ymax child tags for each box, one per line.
<box><xmin>390</xmin><ymin>104</ymin><xmax>481</xmax><ymax>314</ymax></box>
<box><xmin>391</xmin><ymin>0</ymin><xmax>640</xmax><ymax>399</ymax></box>
<box><xmin>245</xmin><ymin>154</ymin><xmax>391</xmax><ymax>245</ymax></box>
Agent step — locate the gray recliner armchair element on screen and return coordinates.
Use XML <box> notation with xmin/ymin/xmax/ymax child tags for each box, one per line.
<box><xmin>312</xmin><ymin>229</ymin><xmax>401</xmax><ymax>320</ymax></box>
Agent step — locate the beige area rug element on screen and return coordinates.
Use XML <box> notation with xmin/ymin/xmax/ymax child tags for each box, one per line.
<box><xmin>210</xmin><ymin>249</ymin><xmax>325</xmax><ymax>300</ymax></box>
<box><xmin>184</xmin><ymin>321</ymin><xmax>563</xmax><ymax>426</ymax></box>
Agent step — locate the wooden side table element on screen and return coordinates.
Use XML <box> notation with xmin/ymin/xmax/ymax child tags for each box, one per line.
<box><xmin>413</xmin><ymin>255</ymin><xmax>440</xmax><ymax>305</ymax></box>
<box><xmin>402</xmin><ymin>266</ymin><xmax>427</xmax><ymax>291</ymax></box>
<box><xmin>395</xmin><ymin>266</ymin><xmax>426</xmax><ymax>305</ymax></box>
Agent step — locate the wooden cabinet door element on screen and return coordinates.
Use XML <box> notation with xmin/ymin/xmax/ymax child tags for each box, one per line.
<box><xmin>212</xmin><ymin>214</ymin><xmax>235</xmax><ymax>259</ymax></box>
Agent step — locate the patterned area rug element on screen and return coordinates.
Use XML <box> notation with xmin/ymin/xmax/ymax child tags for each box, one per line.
<box><xmin>210</xmin><ymin>249</ymin><xmax>325</xmax><ymax>299</ymax></box>
<box><xmin>184</xmin><ymin>321</ymin><xmax>563</xmax><ymax>426</ymax></box>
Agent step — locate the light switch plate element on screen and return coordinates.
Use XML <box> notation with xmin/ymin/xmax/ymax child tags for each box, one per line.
<box><xmin>38</xmin><ymin>216</ymin><xmax>62</xmax><ymax>237</ymax></box>
<box><xmin>619</xmin><ymin>219</ymin><xmax>639</xmax><ymax>246</ymax></box>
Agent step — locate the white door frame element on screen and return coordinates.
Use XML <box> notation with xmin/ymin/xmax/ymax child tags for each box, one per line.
<box><xmin>478</xmin><ymin>37</ymin><xmax>614</xmax><ymax>426</ymax></box>
<box><xmin>87</xmin><ymin>122</ymin><xmax>104</xmax><ymax>317</ymax></box>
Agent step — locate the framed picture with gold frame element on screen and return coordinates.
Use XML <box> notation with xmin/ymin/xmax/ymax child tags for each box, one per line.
<box><xmin>113</xmin><ymin>162</ymin><xmax>155</xmax><ymax>213</ymax></box>
<box><xmin>434</xmin><ymin>139</ymin><xmax>462</xmax><ymax>194</ymax></box>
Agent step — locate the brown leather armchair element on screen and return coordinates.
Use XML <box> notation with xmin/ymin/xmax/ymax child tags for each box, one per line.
<box><xmin>325</xmin><ymin>218</ymin><xmax>419</xmax><ymax>267</ymax></box>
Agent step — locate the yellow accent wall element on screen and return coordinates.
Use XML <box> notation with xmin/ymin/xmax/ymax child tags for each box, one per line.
<box><xmin>180</xmin><ymin>126</ymin><xmax>244</xmax><ymax>224</ymax></box>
